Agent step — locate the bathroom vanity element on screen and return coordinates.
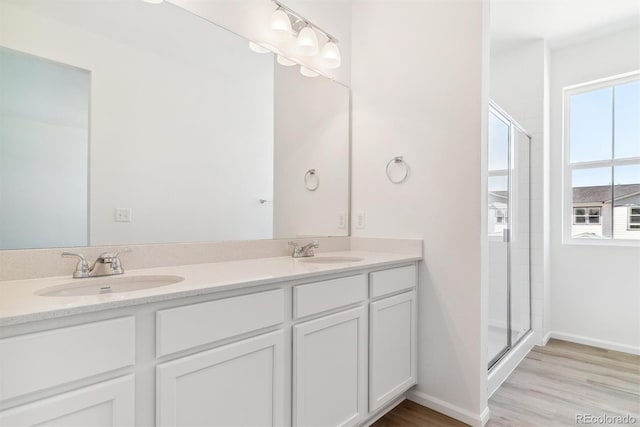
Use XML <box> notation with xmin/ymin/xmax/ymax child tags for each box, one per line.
<box><xmin>0</xmin><ymin>1</ymin><xmax>419</xmax><ymax>425</ymax></box>
<box><xmin>0</xmin><ymin>251</ymin><xmax>419</xmax><ymax>427</ymax></box>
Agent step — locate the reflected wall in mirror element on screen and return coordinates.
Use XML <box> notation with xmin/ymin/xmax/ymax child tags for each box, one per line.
<box><xmin>0</xmin><ymin>48</ymin><xmax>90</xmax><ymax>249</ymax></box>
<box><xmin>0</xmin><ymin>0</ymin><xmax>350</xmax><ymax>250</ymax></box>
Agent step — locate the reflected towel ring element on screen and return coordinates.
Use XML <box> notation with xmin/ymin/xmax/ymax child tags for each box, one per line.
<box><xmin>386</xmin><ymin>156</ymin><xmax>409</xmax><ymax>184</ymax></box>
<box><xmin>304</xmin><ymin>169</ymin><xmax>319</xmax><ymax>191</ymax></box>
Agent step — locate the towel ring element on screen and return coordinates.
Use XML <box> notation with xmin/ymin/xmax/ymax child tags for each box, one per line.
<box><xmin>386</xmin><ymin>156</ymin><xmax>409</xmax><ymax>184</ymax></box>
<box><xmin>304</xmin><ymin>169</ymin><xmax>319</xmax><ymax>191</ymax></box>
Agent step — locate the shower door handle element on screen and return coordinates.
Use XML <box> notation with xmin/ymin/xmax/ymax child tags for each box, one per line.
<box><xmin>503</xmin><ymin>229</ymin><xmax>510</xmax><ymax>243</ymax></box>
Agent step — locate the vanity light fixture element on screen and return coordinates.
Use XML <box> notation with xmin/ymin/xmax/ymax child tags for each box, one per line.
<box><xmin>270</xmin><ymin>8</ymin><xmax>293</xmax><ymax>39</ymax></box>
<box><xmin>258</xmin><ymin>0</ymin><xmax>341</xmax><ymax>72</ymax></box>
<box><xmin>321</xmin><ymin>40</ymin><xmax>341</xmax><ymax>69</ymax></box>
<box><xmin>249</xmin><ymin>41</ymin><xmax>271</xmax><ymax>54</ymax></box>
<box><xmin>297</xmin><ymin>26</ymin><xmax>319</xmax><ymax>56</ymax></box>
<box><xmin>300</xmin><ymin>66</ymin><xmax>319</xmax><ymax>78</ymax></box>
<box><xmin>277</xmin><ymin>55</ymin><xmax>297</xmax><ymax>66</ymax></box>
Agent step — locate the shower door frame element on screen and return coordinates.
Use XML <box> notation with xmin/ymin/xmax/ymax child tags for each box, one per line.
<box><xmin>488</xmin><ymin>100</ymin><xmax>533</xmax><ymax>370</ymax></box>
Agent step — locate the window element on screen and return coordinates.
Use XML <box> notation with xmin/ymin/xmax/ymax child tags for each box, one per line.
<box><xmin>573</xmin><ymin>207</ymin><xmax>601</xmax><ymax>224</ymax></box>
<box><xmin>564</xmin><ymin>72</ymin><xmax>640</xmax><ymax>242</ymax></box>
<box><xmin>630</xmin><ymin>207</ymin><xmax>640</xmax><ymax>230</ymax></box>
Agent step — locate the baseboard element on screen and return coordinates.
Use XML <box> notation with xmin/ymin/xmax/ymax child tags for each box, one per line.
<box><xmin>488</xmin><ymin>331</ymin><xmax>535</xmax><ymax>397</ymax></box>
<box><xmin>360</xmin><ymin>396</ymin><xmax>405</xmax><ymax>427</ymax></box>
<box><xmin>542</xmin><ymin>331</ymin><xmax>552</xmax><ymax>346</ymax></box>
<box><xmin>480</xmin><ymin>406</ymin><xmax>491</xmax><ymax>427</ymax></box>
<box><xmin>406</xmin><ymin>390</ymin><xmax>489</xmax><ymax>427</ymax></box>
<box><xmin>550</xmin><ymin>331</ymin><xmax>640</xmax><ymax>355</ymax></box>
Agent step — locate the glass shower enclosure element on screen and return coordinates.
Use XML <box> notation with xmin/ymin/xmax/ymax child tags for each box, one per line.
<box><xmin>487</xmin><ymin>102</ymin><xmax>532</xmax><ymax>369</ymax></box>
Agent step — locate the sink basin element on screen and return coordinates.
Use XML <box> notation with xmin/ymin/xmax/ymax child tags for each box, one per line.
<box><xmin>298</xmin><ymin>256</ymin><xmax>364</xmax><ymax>264</ymax></box>
<box><xmin>36</xmin><ymin>275</ymin><xmax>185</xmax><ymax>297</ymax></box>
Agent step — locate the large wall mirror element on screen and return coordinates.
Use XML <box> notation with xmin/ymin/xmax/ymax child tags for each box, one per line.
<box><xmin>0</xmin><ymin>0</ymin><xmax>350</xmax><ymax>250</ymax></box>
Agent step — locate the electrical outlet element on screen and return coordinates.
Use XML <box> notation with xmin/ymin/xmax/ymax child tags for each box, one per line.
<box><xmin>355</xmin><ymin>211</ymin><xmax>365</xmax><ymax>229</ymax></box>
<box><xmin>337</xmin><ymin>211</ymin><xmax>346</xmax><ymax>229</ymax></box>
<box><xmin>115</xmin><ymin>208</ymin><xmax>132</xmax><ymax>222</ymax></box>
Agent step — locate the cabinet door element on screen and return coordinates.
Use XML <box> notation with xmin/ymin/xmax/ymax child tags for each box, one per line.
<box><xmin>369</xmin><ymin>291</ymin><xmax>416</xmax><ymax>412</ymax></box>
<box><xmin>156</xmin><ymin>330</ymin><xmax>284</xmax><ymax>427</ymax></box>
<box><xmin>0</xmin><ymin>375</ymin><xmax>134</xmax><ymax>427</ymax></box>
<box><xmin>293</xmin><ymin>306</ymin><xmax>367</xmax><ymax>427</ymax></box>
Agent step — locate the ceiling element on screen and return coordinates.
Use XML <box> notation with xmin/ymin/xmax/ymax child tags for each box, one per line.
<box><xmin>491</xmin><ymin>0</ymin><xmax>640</xmax><ymax>52</ymax></box>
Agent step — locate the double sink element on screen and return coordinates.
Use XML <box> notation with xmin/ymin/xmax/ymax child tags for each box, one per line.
<box><xmin>36</xmin><ymin>256</ymin><xmax>364</xmax><ymax>297</ymax></box>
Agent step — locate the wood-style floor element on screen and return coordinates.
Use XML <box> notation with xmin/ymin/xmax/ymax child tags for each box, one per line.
<box><xmin>372</xmin><ymin>339</ymin><xmax>640</xmax><ymax>426</ymax></box>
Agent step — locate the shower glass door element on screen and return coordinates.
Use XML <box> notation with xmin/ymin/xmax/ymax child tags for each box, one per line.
<box><xmin>487</xmin><ymin>103</ymin><xmax>531</xmax><ymax>369</ymax></box>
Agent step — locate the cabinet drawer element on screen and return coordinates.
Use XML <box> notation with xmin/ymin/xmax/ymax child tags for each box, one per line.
<box><xmin>370</xmin><ymin>265</ymin><xmax>416</xmax><ymax>298</ymax></box>
<box><xmin>0</xmin><ymin>317</ymin><xmax>135</xmax><ymax>401</ymax></box>
<box><xmin>156</xmin><ymin>289</ymin><xmax>284</xmax><ymax>357</ymax></box>
<box><xmin>294</xmin><ymin>275</ymin><xmax>367</xmax><ymax>319</ymax></box>
<box><xmin>0</xmin><ymin>375</ymin><xmax>135</xmax><ymax>426</ymax></box>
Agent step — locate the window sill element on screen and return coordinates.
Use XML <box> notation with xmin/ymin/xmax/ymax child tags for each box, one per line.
<box><xmin>562</xmin><ymin>238</ymin><xmax>640</xmax><ymax>248</ymax></box>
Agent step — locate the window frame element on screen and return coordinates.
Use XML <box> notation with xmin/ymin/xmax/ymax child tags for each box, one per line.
<box><xmin>572</xmin><ymin>206</ymin><xmax>601</xmax><ymax>225</ymax></box>
<box><xmin>562</xmin><ymin>70</ymin><xmax>640</xmax><ymax>246</ymax></box>
<box><xmin>629</xmin><ymin>207</ymin><xmax>640</xmax><ymax>230</ymax></box>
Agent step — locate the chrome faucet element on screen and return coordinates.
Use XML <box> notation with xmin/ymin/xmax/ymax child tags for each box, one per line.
<box><xmin>288</xmin><ymin>240</ymin><xmax>319</xmax><ymax>258</ymax></box>
<box><xmin>62</xmin><ymin>249</ymin><xmax>131</xmax><ymax>278</ymax></box>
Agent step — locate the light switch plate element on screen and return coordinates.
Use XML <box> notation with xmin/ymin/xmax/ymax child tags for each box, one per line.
<box><xmin>355</xmin><ymin>211</ymin><xmax>365</xmax><ymax>229</ymax></box>
<box><xmin>337</xmin><ymin>211</ymin><xmax>346</xmax><ymax>229</ymax></box>
<box><xmin>115</xmin><ymin>208</ymin><xmax>132</xmax><ymax>222</ymax></box>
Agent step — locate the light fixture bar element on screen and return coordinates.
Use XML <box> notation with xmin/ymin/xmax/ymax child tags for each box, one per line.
<box><xmin>271</xmin><ymin>0</ymin><xmax>339</xmax><ymax>43</ymax></box>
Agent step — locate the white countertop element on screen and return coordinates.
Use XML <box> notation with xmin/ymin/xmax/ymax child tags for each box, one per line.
<box><xmin>0</xmin><ymin>251</ymin><xmax>420</xmax><ymax>327</ymax></box>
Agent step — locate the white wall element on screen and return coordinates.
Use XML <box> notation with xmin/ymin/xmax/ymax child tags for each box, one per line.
<box><xmin>351</xmin><ymin>0</ymin><xmax>488</xmax><ymax>424</ymax></box>
<box><xmin>550</xmin><ymin>27</ymin><xmax>640</xmax><ymax>353</ymax></box>
<box><xmin>168</xmin><ymin>0</ymin><xmax>352</xmax><ymax>86</ymax></box>
<box><xmin>273</xmin><ymin>64</ymin><xmax>349</xmax><ymax>238</ymax></box>
<box><xmin>0</xmin><ymin>0</ymin><xmax>275</xmax><ymax>246</ymax></box>
<box><xmin>0</xmin><ymin>49</ymin><xmax>89</xmax><ymax>249</ymax></box>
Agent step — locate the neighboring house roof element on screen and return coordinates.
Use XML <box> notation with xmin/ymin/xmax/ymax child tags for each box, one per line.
<box><xmin>572</xmin><ymin>184</ymin><xmax>640</xmax><ymax>205</ymax></box>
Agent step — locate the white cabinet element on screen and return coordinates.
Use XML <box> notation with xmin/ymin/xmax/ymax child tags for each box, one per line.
<box><xmin>0</xmin><ymin>261</ymin><xmax>419</xmax><ymax>427</ymax></box>
<box><xmin>293</xmin><ymin>306</ymin><xmax>367</xmax><ymax>427</ymax></box>
<box><xmin>156</xmin><ymin>330</ymin><xmax>285</xmax><ymax>427</ymax></box>
<box><xmin>369</xmin><ymin>291</ymin><xmax>417</xmax><ymax>412</ymax></box>
<box><xmin>0</xmin><ymin>375</ymin><xmax>134</xmax><ymax>427</ymax></box>
<box><xmin>0</xmin><ymin>317</ymin><xmax>135</xmax><ymax>400</ymax></box>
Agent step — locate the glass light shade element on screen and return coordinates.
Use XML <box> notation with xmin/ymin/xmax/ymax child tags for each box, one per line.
<box><xmin>249</xmin><ymin>41</ymin><xmax>271</xmax><ymax>54</ymax></box>
<box><xmin>271</xmin><ymin>9</ymin><xmax>292</xmax><ymax>39</ymax></box>
<box><xmin>277</xmin><ymin>55</ymin><xmax>296</xmax><ymax>66</ymax></box>
<box><xmin>297</xmin><ymin>26</ymin><xmax>319</xmax><ymax>56</ymax></box>
<box><xmin>321</xmin><ymin>41</ymin><xmax>341</xmax><ymax>69</ymax></box>
<box><xmin>300</xmin><ymin>66</ymin><xmax>319</xmax><ymax>78</ymax></box>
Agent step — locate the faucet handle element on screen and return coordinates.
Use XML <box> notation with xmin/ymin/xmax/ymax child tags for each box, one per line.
<box><xmin>112</xmin><ymin>248</ymin><xmax>131</xmax><ymax>273</ymax></box>
<box><xmin>288</xmin><ymin>242</ymin><xmax>303</xmax><ymax>258</ymax></box>
<box><xmin>112</xmin><ymin>248</ymin><xmax>132</xmax><ymax>258</ymax></box>
<box><xmin>61</xmin><ymin>252</ymin><xmax>90</xmax><ymax>278</ymax></box>
<box><xmin>103</xmin><ymin>248</ymin><xmax>131</xmax><ymax>273</ymax></box>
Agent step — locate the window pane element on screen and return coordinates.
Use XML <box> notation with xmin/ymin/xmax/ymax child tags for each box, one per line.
<box><xmin>632</xmin><ymin>208</ymin><xmax>640</xmax><ymax>215</ymax></box>
<box><xmin>613</xmin><ymin>164</ymin><xmax>640</xmax><ymax>239</ymax></box>
<box><xmin>488</xmin><ymin>175</ymin><xmax>508</xmax><ymax>192</ymax></box>
<box><xmin>572</xmin><ymin>167</ymin><xmax>611</xmax><ymax>187</ymax></box>
<box><xmin>614</xmin><ymin>81</ymin><xmax>640</xmax><ymax>159</ymax></box>
<box><xmin>489</xmin><ymin>112</ymin><xmax>509</xmax><ymax>171</ymax></box>
<box><xmin>571</xmin><ymin>167</ymin><xmax>611</xmax><ymax>239</ymax></box>
<box><xmin>570</xmin><ymin>87</ymin><xmax>613</xmax><ymax>163</ymax></box>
